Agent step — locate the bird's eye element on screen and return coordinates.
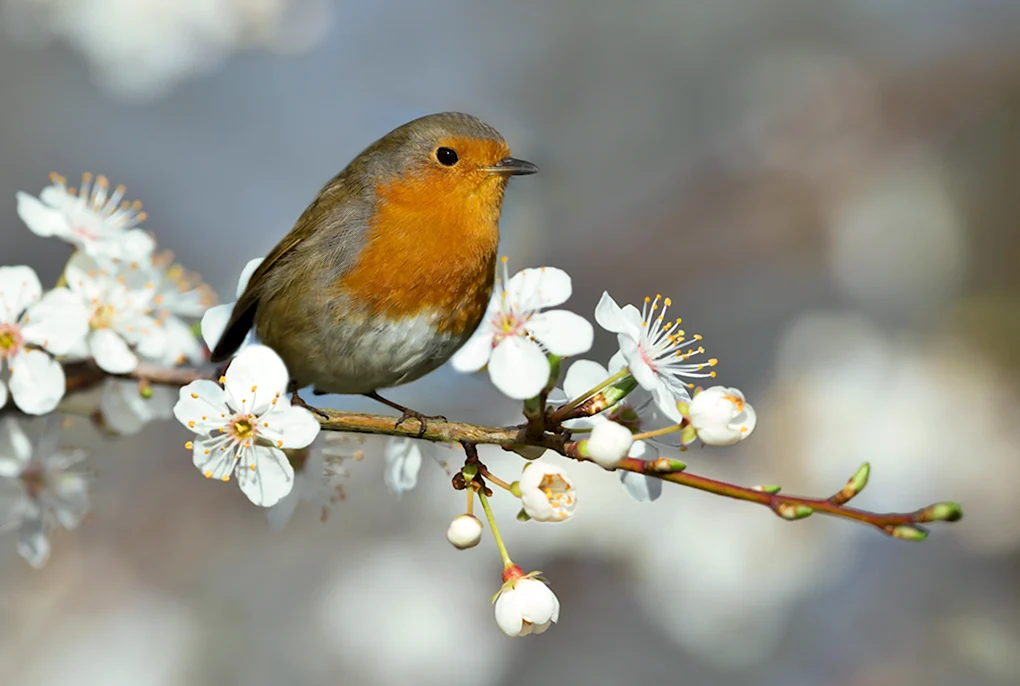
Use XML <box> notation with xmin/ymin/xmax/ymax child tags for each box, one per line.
<box><xmin>435</xmin><ymin>147</ymin><xmax>459</xmax><ymax>166</ymax></box>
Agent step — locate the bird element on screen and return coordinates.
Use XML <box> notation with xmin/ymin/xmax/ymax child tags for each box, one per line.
<box><xmin>210</xmin><ymin>112</ymin><xmax>537</xmax><ymax>433</ymax></box>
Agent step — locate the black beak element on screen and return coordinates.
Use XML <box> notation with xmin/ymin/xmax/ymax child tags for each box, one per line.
<box><xmin>487</xmin><ymin>156</ymin><xmax>539</xmax><ymax>176</ymax></box>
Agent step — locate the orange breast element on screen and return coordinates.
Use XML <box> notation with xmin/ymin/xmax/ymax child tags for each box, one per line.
<box><xmin>338</xmin><ymin>172</ymin><xmax>503</xmax><ymax>336</ymax></box>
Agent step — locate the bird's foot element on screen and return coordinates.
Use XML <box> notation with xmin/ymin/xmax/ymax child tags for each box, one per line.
<box><xmin>290</xmin><ymin>388</ymin><xmax>330</xmax><ymax>420</ymax></box>
<box><xmin>365</xmin><ymin>391</ymin><xmax>445</xmax><ymax>438</ymax></box>
<box><xmin>394</xmin><ymin>408</ymin><xmax>447</xmax><ymax>438</ymax></box>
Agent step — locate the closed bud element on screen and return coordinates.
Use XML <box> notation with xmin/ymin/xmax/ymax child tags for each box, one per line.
<box><xmin>446</xmin><ymin>514</ymin><xmax>483</xmax><ymax>550</ymax></box>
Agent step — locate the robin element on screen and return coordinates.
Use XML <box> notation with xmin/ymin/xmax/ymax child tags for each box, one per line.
<box><xmin>210</xmin><ymin>112</ymin><xmax>537</xmax><ymax>432</ymax></box>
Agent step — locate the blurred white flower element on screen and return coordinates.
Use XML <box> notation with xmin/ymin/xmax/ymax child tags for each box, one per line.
<box><xmin>98</xmin><ymin>379</ymin><xmax>175</xmax><ymax>435</ymax></box>
<box><xmin>173</xmin><ymin>344</ymin><xmax>320</xmax><ymax>507</ymax></box>
<box><xmin>201</xmin><ymin>257</ymin><xmax>263</xmax><ymax>353</ymax></box>
<box><xmin>150</xmin><ymin>250</ymin><xmax>216</xmax><ymax>319</ymax></box>
<box><xmin>16</xmin><ymin>172</ymin><xmax>154</xmax><ymax>262</ymax></box>
<box><xmin>0</xmin><ymin>266</ymin><xmax>89</xmax><ymax>414</ymax></box>
<box><xmin>265</xmin><ymin>440</ymin><xmax>351</xmax><ymax>531</ymax></box>
<box><xmin>595</xmin><ymin>291</ymin><xmax>717</xmax><ymax>422</ymax></box>
<box><xmin>157</xmin><ymin>311</ymin><xmax>205</xmax><ymax>366</ymax></box>
<box><xmin>2</xmin><ymin>0</ymin><xmax>333</xmax><ymax>100</ymax></box>
<box><xmin>494</xmin><ymin>570</ymin><xmax>560</xmax><ymax>637</ymax></box>
<box><xmin>553</xmin><ymin>359</ymin><xmax>661</xmax><ymax>499</ymax></box>
<box><xmin>587</xmin><ymin>419</ymin><xmax>633</xmax><ymax>469</ymax></box>
<box><xmin>0</xmin><ymin>419</ymin><xmax>90</xmax><ymax>568</ymax></box>
<box><xmin>446</xmin><ymin>514</ymin><xmax>482</xmax><ymax>550</ymax></box>
<box><xmin>518</xmin><ymin>461</ymin><xmax>576</xmax><ymax>522</ymax></box>
<box><xmin>452</xmin><ymin>259</ymin><xmax>593</xmax><ymax>400</ymax></box>
<box><xmin>619</xmin><ymin>467</ymin><xmax>663</xmax><ymax>502</ymax></box>
<box><xmin>65</xmin><ymin>251</ymin><xmax>166</xmax><ymax>373</ymax></box>
<box><xmin>384</xmin><ymin>437</ymin><xmax>423</xmax><ymax>498</ymax></box>
<box><xmin>688</xmin><ymin>386</ymin><xmax>757</xmax><ymax>446</ymax></box>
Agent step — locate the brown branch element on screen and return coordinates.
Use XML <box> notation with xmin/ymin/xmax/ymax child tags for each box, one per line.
<box><xmin>26</xmin><ymin>362</ymin><xmax>964</xmax><ymax>540</ymax></box>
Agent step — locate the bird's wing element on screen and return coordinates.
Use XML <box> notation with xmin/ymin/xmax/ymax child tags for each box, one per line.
<box><xmin>209</xmin><ymin>227</ymin><xmax>308</xmax><ymax>363</ymax></box>
<box><xmin>209</xmin><ymin>173</ymin><xmax>364</xmax><ymax>363</ymax></box>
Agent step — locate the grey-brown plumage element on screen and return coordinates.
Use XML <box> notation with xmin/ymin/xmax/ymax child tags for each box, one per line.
<box><xmin>210</xmin><ymin>112</ymin><xmax>537</xmax><ymax>397</ymax></box>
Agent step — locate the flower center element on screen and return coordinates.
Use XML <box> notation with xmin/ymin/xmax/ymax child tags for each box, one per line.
<box><xmin>638</xmin><ymin>294</ymin><xmax>718</xmax><ymax>385</ymax></box>
<box><xmin>540</xmin><ymin>474</ymin><xmax>574</xmax><ymax>515</ymax></box>
<box><xmin>0</xmin><ymin>324</ymin><xmax>22</xmax><ymax>358</ymax></box>
<box><xmin>724</xmin><ymin>393</ymin><xmax>744</xmax><ymax>413</ymax></box>
<box><xmin>492</xmin><ymin>311</ymin><xmax>528</xmax><ymax>344</ymax></box>
<box><xmin>228</xmin><ymin>415</ymin><xmax>258</xmax><ymax>446</ymax></box>
<box><xmin>20</xmin><ymin>464</ymin><xmax>45</xmax><ymax>499</ymax></box>
<box><xmin>90</xmin><ymin>303</ymin><xmax>115</xmax><ymax>329</ymax></box>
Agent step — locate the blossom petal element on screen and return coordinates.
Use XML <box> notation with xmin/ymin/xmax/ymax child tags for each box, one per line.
<box><xmin>119</xmin><ymin>315</ymin><xmax>167</xmax><ymax>361</ymax></box>
<box><xmin>515</xmin><ymin>579</ymin><xmax>559</xmax><ymax>625</ymax></box>
<box><xmin>49</xmin><ymin>470</ymin><xmax>90</xmax><ymax>529</ymax></box>
<box><xmin>192</xmin><ymin>436</ymin><xmax>235</xmax><ymax>481</ymax></box>
<box><xmin>620</xmin><ymin>470</ymin><xmax>662</xmax><ymax>502</ymax></box>
<box><xmin>620</xmin><ymin>337</ymin><xmax>658</xmax><ymax>390</ymax></box>
<box><xmin>8</xmin><ymin>349</ymin><xmax>65</xmax><ymax>415</ymax></box>
<box><xmin>608</xmin><ymin>350</ymin><xmax>627</xmax><ymax>375</ymax></box>
<box><xmin>594</xmin><ymin>291</ymin><xmax>639</xmax><ymax>336</ymax></box>
<box><xmin>159</xmin><ymin>314</ymin><xmax>204</xmax><ymax>366</ymax></box>
<box><xmin>384</xmin><ymin>438</ymin><xmax>422</xmax><ymax>497</ymax></box>
<box><xmin>114</xmin><ymin>229</ymin><xmax>156</xmax><ymax>262</ymax></box>
<box><xmin>488</xmin><ymin>337</ymin><xmax>548</xmax><ymax>400</ymax></box>
<box><xmin>264</xmin><ymin>404</ymin><xmax>321</xmax><ymax>449</ymax></box>
<box><xmin>235</xmin><ymin>258</ymin><xmax>265</xmax><ymax>298</ymax></box>
<box><xmin>89</xmin><ymin>329</ymin><xmax>139</xmax><ymax>374</ymax></box>
<box><xmin>494</xmin><ymin>590</ymin><xmax>525</xmax><ymax>637</ymax></box>
<box><xmin>505</xmin><ymin>267</ymin><xmax>573</xmax><ymax>309</ymax></box>
<box><xmin>528</xmin><ymin>309</ymin><xmax>594</xmax><ymax>357</ymax></box>
<box><xmin>174</xmin><ymin>380</ymin><xmax>229</xmax><ymax>429</ymax></box>
<box><xmin>17</xmin><ymin>511</ymin><xmax>50</xmax><ymax>569</ymax></box>
<box><xmin>20</xmin><ymin>288</ymin><xmax>90</xmax><ymax>354</ymax></box>
<box><xmin>450</xmin><ymin>329</ymin><xmax>495</xmax><ymax>373</ymax></box>
<box><xmin>0</xmin><ymin>419</ymin><xmax>32</xmax><ymax>476</ymax></box>
<box><xmin>562</xmin><ymin>359</ymin><xmax>609</xmax><ymax>401</ymax></box>
<box><xmin>236</xmin><ymin>445</ymin><xmax>295</xmax><ymax>507</ymax></box>
<box><xmin>0</xmin><ymin>379</ymin><xmax>7</xmax><ymax>411</ymax></box>
<box><xmin>0</xmin><ymin>266</ymin><xmax>43</xmax><ymax>323</ymax></box>
<box><xmin>652</xmin><ymin>384</ymin><xmax>685</xmax><ymax>424</ymax></box>
<box><xmin>224</xmin><ymin>345</ymin><xmax>290</xmax><ymax>415</ymax></box>
<box><xmin>265</xmin><ymin>481</ymin><xmax>302</xmax><ymax>531</ymax></box>
<box><xmin>200</xmin><ymin>303</ymin><xmax>234</xmax><ymax>351</ymax></box>
<box><xmin>101</xmin><ymin>380</ymin><xmax>174</xmax><ymax>436</ymax></box>
<box><xmin>16</xmin><ymin>192</ymin><xmax>71</xmax><ymax>240</ymax></box>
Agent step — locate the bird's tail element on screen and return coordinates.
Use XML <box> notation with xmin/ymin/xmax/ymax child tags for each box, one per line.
<box><xmin>210</xmin><ymin>299</ymin><xmax>258</xmax><ymax>363</ymax></box>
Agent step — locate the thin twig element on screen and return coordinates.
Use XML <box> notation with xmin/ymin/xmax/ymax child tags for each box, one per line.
<box><xmin>13</xmin><ymin>362</ymin><xmax>963</xmax><ymax>540</ymax></box>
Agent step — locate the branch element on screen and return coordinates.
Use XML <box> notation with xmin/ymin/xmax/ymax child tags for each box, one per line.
<box><xmin>36</xmin><ymin>362</ymin><xmax>962</xmax><ymax>540</ymax></box>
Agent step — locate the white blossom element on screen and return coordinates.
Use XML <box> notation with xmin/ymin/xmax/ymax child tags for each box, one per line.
<box><xmin>446</xmin><ymin>514</ymin><xmax>483</xmax><ymax>550</ymax></box>
<box><xmin>518</xmin><ymin>461</ymin><xmax>576</xmax><ymax>522</ymax></box>
<box><xmin>17</xmin><ymin>172</ymin><xmax>154</xmax><ymax>262</ymax></box>
<box><xmin>587</xmin><ymin>420</ymin><xmax>633</xmax><ymax>470</ymax></box>
<box><xmin>453</xmin><ymin>259</ymin><xmax>593</xmax><ymax>400</ymax></box>
<box><xmin>265</xmin><ymin>434</ymin><xmax>356</xmax><ymax>531</ymax></box>
<box><xmin>173</xmin><ymin>344</ymin><xmax>320</xmax><ymax>507</ymax></box>
<box><xmin>494</xmin><ymin>573</ymin><xmax>560</xmax><ymax>637</ymax></box>
<box><xmin>201</xmin><ymin>257</ymin><xmax>263</xmax><ymax>353</ymax></box>
<box><xmin>384</xmin><ymin>437</ymin><xmax>423</xmax><ymax>498</ymax></box>
<box><xmin>0</xmin><ymin>419</ymin><xmax>90</xmax><ymax>568</ymax></box>
<box><xmin>595</xmin><ymin>291</ymin><xmax>717</xmax><ymax>423</ymax></box>
<box><xmin>688</xmin><ymin>386</ymin><xmax>757</xmax><ymax>446</ymax></box>
<box><xmin>150</xmin><ymin>250</ymin><xmax>216</xmax><ymax>319</ymax></box>
<box><xmin>0</xmin><ymin>266</ymin><xmax>89</xmax><ymax>414</ymax></box>
<box><xmin>64</xmin><ymin>252</ymin><xmax>167</xmax><ymax>373</ymax></box>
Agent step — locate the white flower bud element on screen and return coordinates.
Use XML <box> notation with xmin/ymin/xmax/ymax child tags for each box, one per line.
<box><xmin>518</xmin><ymin>461</ymin><xmax>576</xmax><ymax>522</ymax></box>
<box><xmin>494</xmin><ymin>572</ymin><xmax>560</xmax><ymax>637</ymax></box>
<box><xmin>587</xmin><ymin>420</ymin><xmax>633</xmax><ymax>469</ymax></box>
<box><xmin>446</xmin><ymin>514</ymin><xmax>483</xmax><ymax>550</ymax></box>
<box><xmin>688</xmin><ymin>386</ymin><xmax>757</xmax><ymax>446</ymax></box>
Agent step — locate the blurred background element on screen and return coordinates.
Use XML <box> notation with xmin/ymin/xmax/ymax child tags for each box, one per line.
<box><xmin>2</xmin><ymin>1</ymin><xmax>1020</xmax><ymax>684</ymax></box>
